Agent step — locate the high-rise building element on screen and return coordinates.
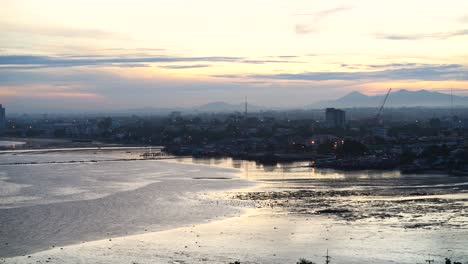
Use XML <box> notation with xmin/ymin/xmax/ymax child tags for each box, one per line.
<box><xmin>325</xmin><ymin>108</ymin><xmax>346</xmax><ymax>128</ymax></box>
<box><xmin>0</xmin><ymin>104</ymin><xmax>5</xmax><ymax>133</ymax></box>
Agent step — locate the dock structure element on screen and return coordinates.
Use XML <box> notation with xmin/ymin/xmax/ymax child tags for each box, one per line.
<box><xmin>140</xmin><ymin>151</ymin><xmax>170</xmax><ymax>159</ymax></box>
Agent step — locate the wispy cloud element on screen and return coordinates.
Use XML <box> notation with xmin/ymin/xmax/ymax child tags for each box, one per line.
<box><xmin>293</xmin><ymin>6</ymin><xmax>354</xmax><ymax>18</ymax></box>
<box><xmin>275</xmin><ymin>55</ymin><xmax>299</xmax><ymax>59</ymax></box>
<box><xmin>0</xmin><ymin>23</ymin><xmax>129</xmax><ymax>40</ymax></box>
<box><xmin>105</xmin><ymin>48</ymin><xmax>166</xmax><ymax>52</ymax></box>
<box><xmin>0</xmin><ymin>54</ymin><xmax>300</xmax><ymax>69</ymax></box>
<box><xmin>294</xmin><ymin>6</ymin><xmax>354</xmax><ymax>34</ymax></box>
<box><xmin>240</xmin><ymin>59</ymin><xmax>303</xmax><ymax>64</ymax></box>
<box><xmin>375</xmin><ymin>29</ymin><xmax>468</xmax><ymax>40</ymax></box>
<box><xmin>294</xmin><ymin>24</ymin><xmax>317</xmax><ymax>35</ymax></box>
<box><xmin>2</xmin><ymin>65</ymin><xmax>467</xmax><ymax>113</ymax></box>
<box><xmin>458</xmin><ymin>15</ymin><xmax>468</xmax><ymax>23</ymax></box>
<box><xmin>0</xmin><ymin>68</ymin><xmax>352</xmax><ymax>113</ymax></box>
<box><xmin>341</xmin><ymin>63</ymin><xmax>421</xmax><ymax>70</ymax></box>
<box><xmin>214</xmin><ymin>64</ymin><xmax>468</xmax><ymax>81</ymax></box>
<box><xmin>159</xmin><ymin>64</ymin><xmax>211</xmax><ymax>69</ymax></box>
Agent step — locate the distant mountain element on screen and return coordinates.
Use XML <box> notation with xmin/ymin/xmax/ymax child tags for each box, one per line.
<box><xmin>126</xmin><ymin>90</ymin><xmax>467</xmax><ymax>115</ymax></box>
<box><xmin>127</xmin><ymin>102</ymin><xmax>268</xmax><ymax>115</ymax></box>
<box><xmin>312</xmin><ymin>89</ymin><xmax>468</xmax><ymax>108</ymax></box>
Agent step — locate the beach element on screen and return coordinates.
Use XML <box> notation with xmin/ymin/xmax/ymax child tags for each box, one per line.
<box><xmin>1</xmin><ymin>149</ymin><xmax>467</xmax><ymax>263</ymax></box>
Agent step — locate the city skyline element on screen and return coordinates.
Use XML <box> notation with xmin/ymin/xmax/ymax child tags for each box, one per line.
<box><xmin>1</xmin><ymin>0</ymin><xmax>468</xmax><ymax>112</ymax></box>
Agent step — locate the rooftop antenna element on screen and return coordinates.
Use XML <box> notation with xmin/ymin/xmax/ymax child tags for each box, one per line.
<box><xmin>425</xmin><ymin>254</ymin><xmax>434</xmax><ymax>264</ymax></box>
<box><xmin>325</xmin><ymin>249</ymin><xmax>331</xmax><ymax>264</ymax></box>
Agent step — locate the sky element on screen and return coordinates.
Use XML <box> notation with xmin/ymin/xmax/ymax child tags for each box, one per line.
<box><xmin>1</xmin><ymin>0</ymin><xmax>468</xmax><ymax>113</ymax></box>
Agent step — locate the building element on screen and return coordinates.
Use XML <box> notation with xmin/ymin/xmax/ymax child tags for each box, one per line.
<box><xmin>325</xmin><ymin>108</ymin><xmax>346</xmax><ymax>128</ymax></box>
<box><xmin>372</xmin><ymin>127</ymin><xmax>388</xmax><ymax>138</ymax></box>
<box><xmin>306</xmin><ymin>134</ymin><xmax>339</xmax><ymax>146</ymax></box>
<box><xmin>0</xmin><ymin>104</ymin><xmax>5</xmax><ymax>133</ymax></box>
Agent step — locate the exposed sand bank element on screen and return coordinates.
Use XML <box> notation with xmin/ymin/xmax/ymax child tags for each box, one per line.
<box><xmin>1</xmin><ymin>152</ymin><xmax>467</xmax><ymax>263</ymax></box>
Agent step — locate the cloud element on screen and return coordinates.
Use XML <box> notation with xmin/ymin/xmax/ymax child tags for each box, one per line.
<box><xmin>0</xmin><ymin>23</ymin><xmax>129</xmax><ymax>40</ymax></box>
<box><xmin>240</xmin><ymin>59</ymin><xmax>303</xmax><ymax>64</ymax></box>
<box><xmin>458</xmin><ymin>15</ymin><xmax>468</xmax><ymax>23</ymax></box>
<box><xmin>0</xmin><ymin>54</ymin><xmax>300</xmax><ymax>69</ymax></box>
<box><xmin>2</xmin><ymin>65</ymin><xmax>468</xmax><ymax>113</ymax></box>
<box><xmin>275</xmin><ymin>55</ymin><xmax>299</xmax><ymax>59</ymax></box>
<box><xmin>159</xmin><ymin>64</ymin><xmax>211</xmax><ymax>69</ymax></box>
<box><xmin>293</xmin><ymin>6</ymin><xmax>354</xmax><ymax>18</ymax></box>
<box><xmin>0</xmin><ymin>67</ymin><xmax>355</xmax><ymax>113</ymax></box>
<box><xmin>375</xmin><ymin>29</ymin><xmax>468</xmax><ymax>40</ymax></box>
<box><xmin>295</xmin><ymin>24</ymin><xmax>317</xmax><ymax>34</ymax></box>
<box><xmin>367</xmin><ymin>63</ymin><xmax>420</xmax><ymax>69</ymax></box>
<box><xmin>294</xmin><ymin>6</ymin><xmax>354</xmax><ymax>35</ymax></box>
<box><xmin>105</xmin><ymin>48</ymin><xmax>166</xmax><ymax>52</ymax></box>
<box><xmin>340</xmin><ymin>63</ymin><xmax>421</xmax><ymax>70</ymax></box>
<box><xmin>214</xmin><ymin>64</ymin><xmax>468</xmax><ymax>81</ymax></box>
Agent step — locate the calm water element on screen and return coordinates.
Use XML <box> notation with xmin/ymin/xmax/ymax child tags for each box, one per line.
<box><xmin>0</xmin><ymin>149</ymin><xmax>250</xmax><ymax>257</ymax></box>
<box><xmin>1</xmin><ymin>149</ymin><xmax>467</xmax><ymax>263</ymax></box>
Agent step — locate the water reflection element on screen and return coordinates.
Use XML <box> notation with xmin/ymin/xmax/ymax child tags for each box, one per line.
<box><xmin>171</xmin><ymin>156</ymin><xmax>468</xmax><ymax>194</ymax></box>
<box><xmin>174</xmin><ymin>156</ymin><xmax>401</xmax><ymax>181</ymax></box>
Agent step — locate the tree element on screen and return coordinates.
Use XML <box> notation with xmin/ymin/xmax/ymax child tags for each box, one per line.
<box><xmin>54</xmin><ymin>128</ymin><xmax>66</xmax><ymax>138</ymax></box>
<box><xmin>429</xmin><ymin>118</ymin><xmax>441</xmax><ymax>129</ymax></box>
<box><xmin>317</xmin><ymin>141</ymin><xmax>335</xmax><ymax>155</ymax></box>
<box><xmin>297</xmin><ymin>259</ymin><xmax>316</xmax><ymax>264</ymax></box>
<box><xmin>97</xmin><ymin>117</ymin><xmax>112</xmax><ymax>131</ymax></box>
<box><xmin>400</xmin><ymin>150</ymin><xmax>416</xmax><ymax>165</ymax></box>
<box><xmin>97</xmin><ymin>117</ymin><xmax>113</xmax><ymax>138</ymax></box>
<box><xmin>420</xmin><ymin>144</ymin><xmax>450</xmax><ymax>162</ymax></box>
<box><xmin>336</xmin><ymin>140</ymin><xmax>368</xmax><ymax>157</ymax></box>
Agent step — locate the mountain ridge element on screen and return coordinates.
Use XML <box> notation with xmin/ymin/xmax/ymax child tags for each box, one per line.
<box><xmin>123</xmin><ymin>89</ymin><xmax>467</xmax><ymax>115</ymax></box>
<box><xmin>311</xmin><ymin>89</ymin><xmax>468</xmax><ymax>108</ymax></box>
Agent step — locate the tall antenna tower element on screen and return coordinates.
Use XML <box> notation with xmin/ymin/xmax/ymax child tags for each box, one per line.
<box><xmin>451</xmin><ymin>87</ymin><xmax>454</xmax><ymax>117</ymax></box>
<box><xmin>325</xmin><ymin>249</ymin><xmax>331</xmax><ymax>264</ymax></box>
<box><xmin>244</xmin><ymin>96</ymin><xmax>248</xmax><ymax>116</ymax></box>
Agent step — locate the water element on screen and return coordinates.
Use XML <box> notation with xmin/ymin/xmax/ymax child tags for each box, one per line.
<box><xmin>0</xmin><ymin>149</ymin><xmax>251</xmax><ymax>257</ymax></box>
<box><xmin>1</xmin><ymin>150</ymin><xmax>467</xmax><ymax>263</ymax></box>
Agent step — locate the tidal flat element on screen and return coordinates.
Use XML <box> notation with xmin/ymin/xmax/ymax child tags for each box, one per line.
<box><xmin>1</xmin><ymin>149</ymin><xmax>467</xmax><ymax>263</ymax></box>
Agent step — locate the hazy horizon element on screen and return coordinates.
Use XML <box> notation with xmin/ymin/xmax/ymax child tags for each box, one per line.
<box><xmin>3</xmin><ymin>88</ymin><xmax>468</xmax><ymax>115</ymax></box>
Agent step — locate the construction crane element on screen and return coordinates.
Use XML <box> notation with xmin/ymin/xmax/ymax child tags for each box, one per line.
<box><xmin>375</xmin><ymin>88</ymin><xmax>392</xmax><ymax>125</ymax></box>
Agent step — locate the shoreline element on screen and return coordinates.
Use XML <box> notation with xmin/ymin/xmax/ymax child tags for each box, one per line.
<box><xmin>1</xmin><ymin>148</ymin><xmax>468</xmax><ymax>263</ymax></box>
<box><xmin>3</xmin><ymin>137</ymin><xmax>466</xmax><ymax>176</ymax></box>
<box><xmin>175</xmin><ymin>152</ymin><xmax>468</xmax><ymax>177</ymax></box>
<box><xmin>3</xmin><ymin>207</ymin><xmax>468</xmax><ymax>264</ymax></box>
<box><xmin>0</xmin><ymin>150</ymin><xmax>255</xmax><ymax>258</ymax></box>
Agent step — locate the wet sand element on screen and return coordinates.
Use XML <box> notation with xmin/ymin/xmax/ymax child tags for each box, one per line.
<box><xmin>3</xmin><ymin>208</ymin><xmax>467</xmax><ymax>264</ymax></box>
<box><xmin>0</xmin><ymin>150</ymin><xmax>253</xmax><ymax>257</ymax></box>
<box><xmin>1</xmin><ymin>152</ymin><xmax>467</xmax><ymax>263</ymax></box>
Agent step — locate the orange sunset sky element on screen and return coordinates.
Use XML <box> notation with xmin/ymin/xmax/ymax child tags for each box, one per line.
<box><xmin>1</xmin><ymin>0</ymin><xmax>468</xmax><ymax>112</ymax></box>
